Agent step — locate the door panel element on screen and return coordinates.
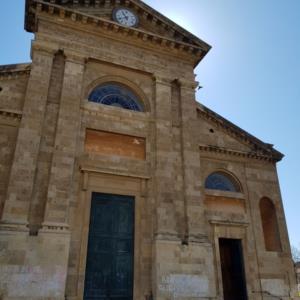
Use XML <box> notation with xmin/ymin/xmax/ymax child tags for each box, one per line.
<box><xmin>219</xmin><ymin>238</ymin><xmax>248</xmax><ymax>300</ymax></box>
<box><xmin>84</xmin><ymin>193</ymin><xmax>134</xmax><ymax>300</ymax></box>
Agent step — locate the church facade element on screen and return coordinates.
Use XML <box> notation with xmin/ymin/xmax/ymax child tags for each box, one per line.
<box><xmin>0</xmin><ymin>0</ymin><xmax>298</xmax><ymax>299</ymax></box>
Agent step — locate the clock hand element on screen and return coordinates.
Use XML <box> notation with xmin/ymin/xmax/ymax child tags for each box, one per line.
<box><xmin>122</xmin><ymin>11</ymin><xmax>128</xmax><ymax>20</ymax></box>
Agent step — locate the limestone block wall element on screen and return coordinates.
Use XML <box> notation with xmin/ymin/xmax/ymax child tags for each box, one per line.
<box><xmin>0</xmin><ymin>72</ymin><xmax>28</xmax><ymax>218</ymax></box>
<box><xmin>0</xmin><ymin>7</ymin><xmax>298</xmax><ymax>300</ymax></box>
<box><xmin>296</xmin><ymin>263</ymin><xmax>300</xmax><ymax>296</ymax></box>
<box><xmin>0</xmin><ymin>125</ymin><xmax>18</xmax><ymax>218</ymax></box>
<box><xmin>197</xmin><ymin>114</ymin><xmax>298</xmax><ymax>299</ymax></box>
<box><xmin>0</xmin><ymin>47</ymin><xmax>74</xmax><ymax>299</ymax></box>
<box><xmin>0</xmin><ymin>229</ymin><xmax>70</xmax><ymax>300</ymax></box>
<box><xmin>154</xmin><ymin>240</ymin><xmax>216</xmax><ymax>299</ymax></box>
<box><xmin>18</xmin><ymin>17</ymin><xmax>205</xmax><ymax>300</ymax></box>
<box><xmin>0</xmin><ymin>71</ymin><xmax>28</xmax><ymax>111</ymax></box>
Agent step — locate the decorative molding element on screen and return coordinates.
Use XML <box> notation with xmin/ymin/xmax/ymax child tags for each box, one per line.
<box><xmin>31</xmin><ymin>40</ymin><xmax>59</xmax><ymax>56</ymax></box>
<box><xmin>199</xmin><ymin>144</ymin><xmax>278</xmax><ymax>162</ymax></box>
<box><xmin>26</xmin><ymin>0</ymin><xmax>211</xmax><ymax>49</ymax></box>
<box><xmin>26</xmin><ymin>0</ymin><xmax>208</xmax><ymax>63</ymax></box>
<box><xmin>209</xmin><ymin>219</ymin><xmax>249</xmax><ymax>227</ymax></box>
<box><xmin>0</xmin><ymin>222</ymin><xmax>29</xmax><ymax>233</ymax></box>
<box><xmin>0</xmin><ymin>109</ymin><xmax>23</xmax><ymax>121</ymax></box>
<box><xmin>205</xmin><ymin>188</ymin><xmax>245</xmax><ymax>200</ymax></box>
<box><xmin>64</xmin><ymin>50</ymin><xmax>87</xmax><ymax>64</ymax></box>
<box><xmin>197</xmin><ymin>104</ymin><xmax>284</xmax><ymax>162</ymax></box>
<box><xmin>40</xmin><ymin>222</ymin><xmax>70</xmax><ymax>234</ymax></box>
<box><xmin>177</xmin><ymin>78</ymin><xmax>199</xmax><ymax>90</ymax></box>
<box><xmin>0</xmin><ymin>63</ymin><xmax>31</xmax><ymax>79</ymax></box>
<box><xmin>80</xmin><ymin>164</ymin><xmax>150</xmax><ymax>179</ymax></box>
<box><xmin>154</xmin><ymin>75</ymin><xmax>172</xmax><ymax>86</ymax></box>
<box><xmin>81</xmin><ymin>102</ymin><xmax>151</xmax><ymax>123</ymax></box>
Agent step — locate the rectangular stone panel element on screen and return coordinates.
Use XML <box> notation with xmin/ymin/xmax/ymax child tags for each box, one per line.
<box><xmin>204</xmin><ymin>195</ymin><xmax>245</xmax><ymax>214</ymax></box>
<box><xmin>85</xmin><ymin>129</ymin><xmax>146</xmax><ymax>160</ymax></box>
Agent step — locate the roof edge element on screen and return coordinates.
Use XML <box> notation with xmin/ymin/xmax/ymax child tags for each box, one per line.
<box><xmin>196</xmin><ymin>102</ymin><xmax>284</xmax><ymax>162</ymax></box>
<box><xmin>0</xmin><ymin>63</ymin><xmax>31</xmax><ymax>74</ymax></box>
<box><xmin>131</xmin><ymin>0</ymin><xmax>211</xmax><ymax>51</ymax></box>
<box><xmin>25</xmin><ymin>0</ymin><xmax>211</xmax><ymax>66</ymax></box>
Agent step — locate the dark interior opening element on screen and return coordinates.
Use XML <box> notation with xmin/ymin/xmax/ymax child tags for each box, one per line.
<box><xmin>219</xmin><ymin>238</ymin><xmax>248</xmax><ymax>300</ymax></box>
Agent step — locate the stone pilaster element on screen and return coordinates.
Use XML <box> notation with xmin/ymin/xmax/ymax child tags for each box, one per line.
<box><xmin>1</xmin><ymin>45</ymin><xmax>55</xmax><ymax>227</ymax></box>
<box><xmin>153</xmin><ymin>78</ymin><xmax>216</xmax><ymax>300</ymax></box>
<box><xmin>153</xmin><ymin>76</ymin><xmax>178</xmax><ymax>240</ymax></box>
<box><xmin>42</xmin><ymin>52</ymin><xmax>85</xmax><ymax>230</ymax></box>
<box><xmin>178</xmin><ymin>78</ymin><xmax>208</xmax><ymax>243</ymax></box>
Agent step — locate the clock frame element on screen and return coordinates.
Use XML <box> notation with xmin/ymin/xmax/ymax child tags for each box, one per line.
<box><xmin>112</xmin><ymin>7</ymin><xmax>139</xmax><ymax>28</ymax></box>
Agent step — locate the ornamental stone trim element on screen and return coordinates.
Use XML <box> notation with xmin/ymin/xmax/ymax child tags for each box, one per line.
<box><xmin>199</xmin><ymin>144</ymin><xmax>277</xmax><ymax>162</ymax></box>
<box><xmin>0</xmin><ymin>109</ymin><xmax>22</xmax><ymax>121</ymax></box>
<box><xmin>29</xmin><ymin>0</ymin><xmax>206</xmax><ymax>59</ymax></box>
<box><xmin>197</xmin><ymin>105</ymin><xmax>283</xmax><ymax>162</ymax></box>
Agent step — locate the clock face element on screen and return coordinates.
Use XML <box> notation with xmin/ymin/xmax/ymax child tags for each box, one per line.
<box><xmin>113</xmin><ymin>8</ymin><xmax>139</xmax><ymax>27</ymax></box>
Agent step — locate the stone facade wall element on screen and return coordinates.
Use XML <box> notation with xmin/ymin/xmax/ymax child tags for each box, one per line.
<box><xmin>0</xmin><ymin>73</ymin><xmax>28</xmax><ymax>111</ymax></box>
<box><xmin>0</xmin><ymin>72</ymin><xmax>28</xmax><ymax>217</ymax></box>
<box><xmin>296</xmin><ymin>263</ymin><xmax>300</xmax><ymax>296</ymax></box>
<box><xmin>0</xmin><ymin>3</ymin><xmax>298</xmax><ymax>300</ymax></box>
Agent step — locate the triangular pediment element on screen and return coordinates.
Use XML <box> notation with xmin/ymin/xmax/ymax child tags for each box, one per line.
<box><xmin>196</xmin><ymin>103</ymin><xmax>283</xmax><ymax>162</ymax></box>
<box><xmin>25</xmin><ymin>0</ymin><xmax>211</xmax><ymax>65</ymax></box>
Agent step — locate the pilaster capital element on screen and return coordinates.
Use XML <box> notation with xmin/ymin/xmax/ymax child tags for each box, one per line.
<box><xmin>153</xmin><ymin>75</ymin><xmax>173</xmax><ymax>86</ymax></box>
<box><xmin>176</xmin><ymin>78</ymin><xmax>199</xmax><ymax>90</ymax></box>
<box><xmin>31</xmin><ymin>41</ymin><xmax>58</xmax><ymax>57</ymax></box>
<box><xmin>64</xmin><ymin>50</ymin><xmax>87</xmax><ymax>65</ymax></box>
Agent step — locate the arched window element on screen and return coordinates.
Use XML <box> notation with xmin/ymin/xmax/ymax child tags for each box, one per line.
<box><xmin>88</xmin><ymin>83</ymin><xmax>143</xmax><ymax>112</ymax></box>
<box><xmin>259</xmin><ymin>197</ymin><xmax>282</xmax><ymax>252</ymax></box>
<box><xmin>205</xmin><ymin>171</ymin><xmax>241</xmax><ymax>192</ymax></box>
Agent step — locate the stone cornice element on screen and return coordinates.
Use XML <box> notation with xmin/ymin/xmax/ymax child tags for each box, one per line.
<box><xmin>26</xmin><ymin>0</ymin><xmax>211</xmax><ymax>48</ymax></box>
<box><xmin>25</xmin><ymin>0</ymin><xmax>209</xmax><ymax>65</ymax></box>
<box><xmin>0</xmin><ymin>63</ymin><xmax>31</xmax><ymax>79</ymax></box>
<box><xmin>79</xmin><ymin>164</ymin><xmax>150</xmax><ymax>179</ymax></box>
<box><xmin>209</xmin><ymin>220</ymin><xmax>249</xmax><ymax>227</ymax></box>
<box><xmin>177</xmin><ymin>78</ymin><xmax>199</xmax><ymax>90</ymax></box>
<box><xmin>130</xmin><ymin>0</ymin><xmax>210</xmax><ymax>49</ymax></box>
<box><xmin>197</xmin><ymin>103</ymin><xmax>284</xmax><ymax>162</ymax></box>
<box><xmin>0</xmin><ymin>109</ymin><xmax>23</xmax><ymax>121</ymax></box>
<box><xmin>199</xmin><ymin>144</ymin><xmax>278</xmax><ymax>163</ymax></box>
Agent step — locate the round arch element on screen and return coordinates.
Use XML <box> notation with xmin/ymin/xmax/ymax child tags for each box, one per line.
<box><xmin>259</xmin><ymin>197</ymin><xmax>282</xmax><ymax>252</ymax></box>
<box><xmin>85</xmin><ymin>76</ymin><xmax>151</xmax><ymax>112</ymax></box>
<box><xmin>204</xmin><ymin>169</ymin><xmax>242</xmax><ymax>193</ymax></box>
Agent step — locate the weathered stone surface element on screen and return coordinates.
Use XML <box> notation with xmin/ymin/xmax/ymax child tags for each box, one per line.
<box><xmin>0</xmin><ymin>0</ymin><xmax>298</xmax><ymax>299</ymax></box>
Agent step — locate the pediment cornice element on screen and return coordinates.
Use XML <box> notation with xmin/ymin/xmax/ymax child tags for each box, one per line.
<box><xmin>25</xmin><ymin>0</ymin><xmax>211</xmax><ymax>66</ymax></box>
<box><xmin>197</xmin><ymin>103</ymin><xmax>284</xmax><ymax>162</ymax></box>
<box><xmin>0</xmin><ymin>63</ymin><xmax>31</xmax><ymax>79</ymax></box>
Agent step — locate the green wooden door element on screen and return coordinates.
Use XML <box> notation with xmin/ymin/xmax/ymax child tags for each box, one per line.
<box><xmin>84</xmin><ymin>193</ymin><xmax>134</xmax><ymax>300</ymax></box>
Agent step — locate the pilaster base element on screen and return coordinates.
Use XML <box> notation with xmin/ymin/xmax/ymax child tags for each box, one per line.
<box><xmin>152</xmin><ymin>238</ymin><xmax>217</xmax><ymax>300</ymax></box>
<box><xmin>0</xmin><ymin>224</ymin><xmax>70</xmax><ymax>300</ymax></box>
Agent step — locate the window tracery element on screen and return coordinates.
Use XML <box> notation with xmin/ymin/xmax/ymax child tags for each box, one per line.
<box><xmin>88</xmin><ymin>83</ymin><xmax>143</xmax><ymax>112</ymax></box>
<box><xmin>205</xmin><ymin>171</ymin><xmax>240</xmax><ymax>192</ymax></box>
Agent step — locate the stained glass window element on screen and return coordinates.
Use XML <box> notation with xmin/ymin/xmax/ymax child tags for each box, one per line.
<box><xmin>88</xmin><ymin>83</ymin><xmax>143</xmax><ymax>112</ymax></box>
<box><xmin>205</xmin><ymin>172</ymin><xmax>240</xmax><ymax>192</ymax></box>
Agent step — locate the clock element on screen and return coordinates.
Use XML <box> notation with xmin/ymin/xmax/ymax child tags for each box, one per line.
<box><xmin>112</xmin><ymin>8</ymin><xmax>139</xmax><ymax>27</ymax></box>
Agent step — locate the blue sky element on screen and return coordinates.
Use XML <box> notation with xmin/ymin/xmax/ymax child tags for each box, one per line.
<box><xmin>0</xmin><ymin>1</ymin><xmax>299</xmax><ymax>248</ymax></box>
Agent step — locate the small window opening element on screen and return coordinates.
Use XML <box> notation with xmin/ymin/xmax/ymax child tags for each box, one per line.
<box><xmin>88</xmin><ymin>83</ymin><xmax>144</xmax><ymax>112</ymax></box>
<box><xmin>205</xmin><ymin>171</ymin><xmax>241</xmax><ymax>192</ymax></box>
